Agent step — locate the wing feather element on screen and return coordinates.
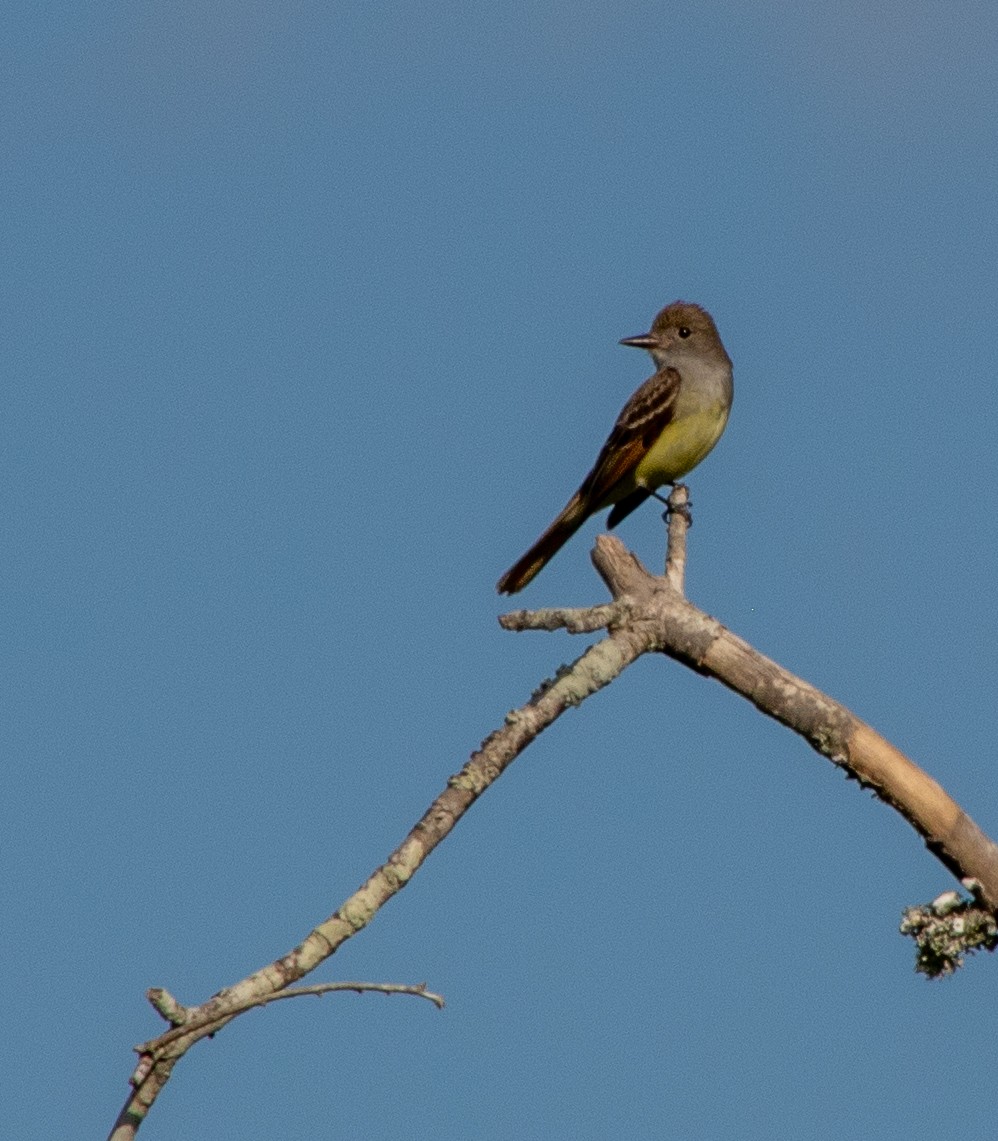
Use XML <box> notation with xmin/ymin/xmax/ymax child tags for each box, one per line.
<box><xmin>577</xmin><ymin>366</ymin><xmax>681</xmax><ymax>509</ymax></box>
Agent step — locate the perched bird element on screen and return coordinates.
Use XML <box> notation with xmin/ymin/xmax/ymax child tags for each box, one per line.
<box><xmin>496</xmin><ymin>301</ymin><xmax>733</xmax><ymax>594</ymax></box>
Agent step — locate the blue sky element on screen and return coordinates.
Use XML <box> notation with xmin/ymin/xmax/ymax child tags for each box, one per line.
<box><xmin>4</xmin><ymin>3</ymin><xmax>998</xmax><ymax>1138</ymax></box>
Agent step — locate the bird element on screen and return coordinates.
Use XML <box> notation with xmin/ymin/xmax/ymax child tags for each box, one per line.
<box><xmin>496</xmin><ymin>301</ymin><xmax>733</xmax><ymax>594</ymax></box>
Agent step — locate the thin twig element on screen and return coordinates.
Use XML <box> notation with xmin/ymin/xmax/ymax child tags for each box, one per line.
<box><xmin>499</xmin><ymin>602</ymin><xmax>624</xmax><ymax>633</ymax></box>
<box><xmin>141</xmin><ymin>982</ymin><xmax>444</xmax><ymax>1047</ymax></box>
<box><xmin>664</xmin><ymin>483</ymin><xmax>690</xmax><ymax>592</ymax></box>
<box><xmin>260</xmin><ymin>980</ymin><xmax>445</xmax><ymax>1009</ymax></box>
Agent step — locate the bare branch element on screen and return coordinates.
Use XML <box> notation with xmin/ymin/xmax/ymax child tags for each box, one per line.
<box><xmin>502</xmin><ymin>527</ymin><xmax>998</xmax><ymax>915</ymax></box>
<box><xmin>253</xmin><ymin>980</ymin><xmax>445</xmax><ymax>1009</ymax></box>
<box><xmin>140</xmin><ymin>982</ymin><xmax>445</xmax><ymax>1040</ymax></box>
<box><xmin>110</xmin><ymin>601</ymin><xmax>650</xmax><ymax>1138</ymax></box>
<box><xmin>110</xmin><ymin>483</ymin><xmax>998</xmax><ymax>1136</ymax></box>
<box><xmin>499</xmin><ymin>601</ymin><xmax>623</xmax><ymax>633</ymax></box>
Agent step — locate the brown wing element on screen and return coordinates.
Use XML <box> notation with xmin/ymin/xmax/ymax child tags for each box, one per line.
<box><xmin>495</xmin><ymin>366</ymin><xmax>681</xmax><ymax>594</ymax></box>
<box><xmin>576</xmin><ymin>366</ymin><xmax>682</xmax><ymax>510</ymax></box>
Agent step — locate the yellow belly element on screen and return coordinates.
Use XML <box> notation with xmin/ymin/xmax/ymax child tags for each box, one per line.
<box><xmin>631</xmin><ymin>404</ymin><xmax>730</xmax><ymax>490</ymax></box>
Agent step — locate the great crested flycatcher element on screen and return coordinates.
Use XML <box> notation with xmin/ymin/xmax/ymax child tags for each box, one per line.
<box><xmin>497</xmin><ymin>301</ymin><xmax>733</xmax><ymax>594</ymax></box>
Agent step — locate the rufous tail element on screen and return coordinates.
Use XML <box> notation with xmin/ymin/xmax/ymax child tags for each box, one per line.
<box><xmin>496</xmin><ymin>494</ymin><xmax>589</xmax><ymax>594</ymax></box>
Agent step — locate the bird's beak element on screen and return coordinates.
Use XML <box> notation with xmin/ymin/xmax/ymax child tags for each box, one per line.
<box><xmin>619</xmin><ymin>333</ymin><xmax>656</xmax><ymax>349</ymax></box>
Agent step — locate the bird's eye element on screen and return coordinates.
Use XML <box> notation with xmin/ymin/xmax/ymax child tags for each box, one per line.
<box><xmin>678</xmin><ymin>326</ymin><xmax>691</xmax><ymax>338</ymax></box>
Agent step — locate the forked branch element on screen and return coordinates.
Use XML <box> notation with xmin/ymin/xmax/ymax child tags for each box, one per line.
<box><xmin>111</xmin><ymin>485</ymin><xmax>998</xmax><ymax>1138</ymax></box>
<box><xmin>502</xmin><ymin>485</ymin><xmax>998</xmax><ymax>975</ymax></box>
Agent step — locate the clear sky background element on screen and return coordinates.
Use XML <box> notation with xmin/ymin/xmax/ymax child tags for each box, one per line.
<box><xmin>4</xmin><ymin>3</ymin><xmax>998</xmax><ymax>1138</ymax></box>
